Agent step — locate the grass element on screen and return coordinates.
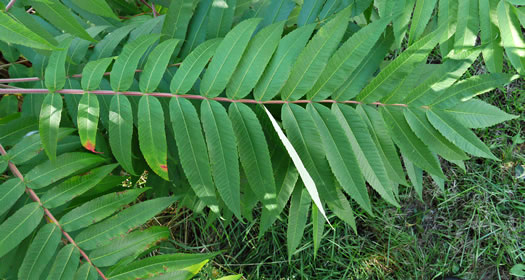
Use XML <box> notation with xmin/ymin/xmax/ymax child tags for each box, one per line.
<box><xmin>156</xmin><ymin>71</ymin><xmax>524</xmax><ymax>279</ymax></box>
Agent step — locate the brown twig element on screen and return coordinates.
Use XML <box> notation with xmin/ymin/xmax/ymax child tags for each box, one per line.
<box><xmin>0</xmin><ymin>144</ymin><xmax>108</xmax><ymax>280</ymax></box>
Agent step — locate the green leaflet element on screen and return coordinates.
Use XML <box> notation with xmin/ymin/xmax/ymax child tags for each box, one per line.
<box><xmin>46</xmin><ymin>244</ymin><xmax>79</xmax><ymax>280</ymax></box>
<box><xmin>307</xmin><ymin>103</ymin><xmax>372</xmax><ymax>213</ymax></box>
<box><xmin>18</xmin><ymin>224</ymin><xmax>61</xmax><ymax>280</ymax></box>
<box><xmin>90</xmin><ymin>226</ymin><xmax>169</xmax><ymax>267</ymax></box>
<box><xmin>0</xmin><ymin>179</ymin><xmax>25</xmax><ymax>216</ymax></box>
<box><xmin>356</xmin><ymin>22</ymin><xmax>447</xmax><ymax>103</ymax></box>
<box><xmin>41</xmin><ymin>164</ymin><xmax>118</xmax><ymax>209</ymax></box>
<box><xmin>332</xmin><ymin>32</ymin><xmax>393</xmax><ymax>101</ymax></box>
<box><xmin>0</xmin><ymin>95</ymin><xmax>18</xmax><ymax>117</ymax></box>
<box><xmin>0</xmin><ymin>12</ymin><xmax>57</xmax><ymax>50</ymax></box>
<box><xmin>74</xmin><ymin>263</ymin><xmax>98</xmax><ymax>280</ymax></box>
<box><xmin>259</xmin><ymin>156</ymin><xmax>298</xmax><ymax>235</ymax></box>
<box><xmin>78</xmin><ymin>93</ymin><xmax>100</xmax><ymax>152</ymax></box>
<box><xmin>393</xmin><ymin>0</ymin><xmax>414</xmax><ymax>48</ymax></box>
<box><xmin>408</xmin><ymin>0</ymin><xmax>437</xmax><ymax>45</ymax></box>
<box><xmin>216</xmin><ymin>275</ymin><xmax>242</xmax><ymax>280</ymax></box>
<box><xmin>445</xmin><ymin>98</ymin><xmax>518</xmax><ymax>128</ymax></box>
<box><xmin>45</xmin><ymin>38</ymin><xmax>72</xmax><ymax>92</ymax></box>
<box><xmin>180</xmin><ymin>0</ymin><xmax>213</xmax><ymax>58</ymax></box>
<box><xmin>75</xmin><ymin>196</ymin><xmax>175</xmax><ymax>250</ymax></box>
<box><xmin>0</xmin><ymin>116</ymin><xmax>37</xmax><ymax>147</ymax></box>
<box><xmin>281</xmin><ymin>6</ymin><xmax>351</xmax><ymax>101</ymax></box>
<box><xmin>403</xmin><ymin>156</ymin><xmax>423</xmax><ymax>200</ymax></box>
<box><xmin>227</xmin><ymin>21</ymin><xmax>284</xmax><ymax>99</ymax></box>
<box><xmin>110</xmin><ymin>34</ymin><xmax>161</xmax><ymax>92</ymax></box>
<box><xmin>139</xmin><ymin>39</ymin><xmax>180</xmax><ymax>93</ymax></box>
<box><xmin>254</xmin><ymin>24</ymin><xmax>315</xmax><ymax>101</ymax></box>
<box><xmin>138</xmin><ymin>95</ymin><xmax>168</xmax><ymax>180</ymax></box>
<box><xmin>404</xmin><ymin>107</ymin><xmax>468</xmax><ymax>161</ymax></box>
<box><xmin>201</xmin><ymin>100</ymin><xmax>241</xmax><ymax>218</ymax></box>
<box><xmin>381</xmin><ymin>106</ymin><xmax>445</xmax><ymax>178</ymax></box>
<box><xmin>81</xmin><ymin>57</ymin><xmax>114</xmax><ymax>91</ymax></box>
<box><xmin>479</xmin><ymin>0</ymin><xmax>503</xmax><ymax>73</ymax></box>
<box><xmin>161</xmin><ymin>0</ymin><xmax>193</xmax><ymax>56</ymax></box>
<box><xmin>497</xmin><ymin>0</ymin><xmax>525</xmax><ymax>74</ymax></box>
<box><xmin>454</xmin><ymin>0</ymin><xmax>479</xmax><ymax>50</ymax></box>
<box><xmin>170</xmin><ymin>38</ymin><xmax>222</xmax><ymax>94</ymax></box>
<box><xmin>426</xmin><ymin>109</ymin><xmax>498</xmax><ymax>160</ymax></box>
<box><xmin>71</xmin><ymin>0</ymin><xmax>119</xmax><ymax>20</ymax></box>
<box><xmin>60</xmin><ymin>188</ymin><xmax>148</xmax><ymax>232</ymax></box>
<box><xmin>207</xmin><ymin>0</ymin><xmax>236</xmax><ymax>38</ymax></box>
<box><xmin>200</xmin><ymin>18</ymin><xmax>261</xmax><ymax>97</ymax></box>
<box><xmin>327</xmin><ymin>187</ymin><xmax>357</xmax><ymax>232</ymax></box>
<box><xmin>312</xmin><ymin>203</ymin><xmax>325</xmax><ymax>259</ymax></box>
<box><xmin>25</xmin><ymin>152</ymin><xmax>106</xmax><ymax>189</ymax></box>
<box><xmin>169</xmin><ymin>98</ymin><xmax>219</xmax><ymax>213</ymax></box>
<box><xmin>90</xmin><ymin>24</ymin><xmax>139</xmax><ymax>60</ymax></box>
<box><xmin>437</xmin><ymin>0</ymin><xmax>458</xmax><ymax>57</ymax></box>
<box><xmin>430</xmin><ymin>73</ymin><xmax>517</xmax><ymax>109</ymax></box>
<box><xmin>7</xmin><ymin>128</ymin><xmax>75</xmax><ymax>165</ymax></box>
<box><xmin>31</xmin><ymin>0</ymin><xmax>95</xmax><ymax>42</ymax></box>
<box><xmin>287</xmin><ymin>185</ymin><xmax>310</xmax><ymax>260</ymax></box>
<box><xmin>109</xmin><ymin>94</ymin><xmax>136</xmax><ymax>175</ymax></box>
<box><xmin>229</xmin><ymin>103</ymin><xmax>277</xmax><ymax>212</ymax></box>
<box><xmin>332</xmin><ymin>104</ymin><xmax>399</xmax><ymax>207</ymax></box>
<box><xmin>279</xmin><ymin>104</ymin><xmax>336</xmax><ymax>214</ymax></box>
<box><xmin>108</xmin><ymin>253</ymin><xmax>215</xmax><ymax>280</ymax></box>
<box><xmin>307</xmin><ymin>16</ymin><xmax>391</xmax><ymax>101</ymax></box>
<box><xmin>0</xmin><ymin>202</ymin><xmax>43</xmax><ymax>258</ymax></box>
<box><xmin>403</xmin><ymin>48</ymin><xmax>481</xmax><ymax>106</ymax></box>
<box><xmin>298</xmin><ymin>0</ymin><xmax>326</xmax><ymax>26</ymax></box>
<box><xmin>39</xmin><ymin>93</ymin><xmax>63</xmax><ymax>161</ymax></box>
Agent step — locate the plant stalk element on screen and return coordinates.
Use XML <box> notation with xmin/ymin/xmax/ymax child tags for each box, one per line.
<box><xmin>0</xmin><ymin>144</ymin><xmax>109</xmax><ymax>280</ymax></box>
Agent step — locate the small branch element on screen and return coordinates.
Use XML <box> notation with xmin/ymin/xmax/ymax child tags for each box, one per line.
<box><xmin>0</xmin><ymin>63</ymin><xmax>181</xmax><ymax>84</ymax></box>
<box><xmin>0</xmin><ymin>88</ymin><xmax>412</xmax><ymax>107</ymax></box>
<box><xmin>139</xmin><ymin>0</ymin><xmax>157</xmax><ymax>17</ymax></box>
<box><xmin>5</xmin><ymin>0</ymin><xmax>16</xmax><ymax>11</ymax></box>
<box><xmin>0</xmin><ymin>144</ymin><xmax>108</xmax><ymax>280</ymax></box>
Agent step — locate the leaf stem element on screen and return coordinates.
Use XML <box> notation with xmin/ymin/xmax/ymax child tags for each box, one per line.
<box><xmin>5</xmin><ymin>0</ymin><xmax>16</xmax><ymax>11</ymax></box>
<box><xmin>0</xmin><ymin>88</ymin><xmax>411</xmax><ymax>107</ymax></box>
<box><xmin>0</xmin><ymin>144</ymin><xmax>108</xmax><ymax>280</ymax></box>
